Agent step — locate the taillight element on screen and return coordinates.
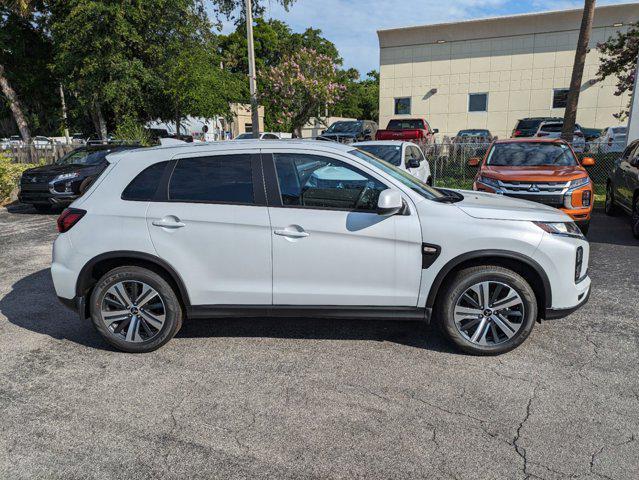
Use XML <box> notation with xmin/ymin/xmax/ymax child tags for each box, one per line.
<box><xmin>513</xmin><ymin>130</ymin><xmax>522</xmax><ymax>137</ymax></box>
<box><xmin>57</xmin><ymin>208</ymin><xmax>86</xmax><ymax>233</ymax></box>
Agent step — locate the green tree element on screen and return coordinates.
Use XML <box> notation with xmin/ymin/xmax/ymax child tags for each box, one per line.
<box><xmin>332</xmin><ymin>70</ymin><xmax>379</xmax><ymax>121</ymax></box>
<box><xmin>260</xmin><ymin>47</ymin><xmax>345</xmax><ymax>136</ymax></box>
<box><xmin>597</xmin><ymin>22</ymin><xmax>639</xmax><ymax>120</ymax></box>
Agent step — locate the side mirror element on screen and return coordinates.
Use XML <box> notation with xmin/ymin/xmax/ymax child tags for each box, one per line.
<box><xmin>406</xmin><ymin>158</ymin><xmax>420</xmax><ymax>169</ymax></box>
<box><xmin>377</xmin><ymin>189</ymin><xmax>403</xmax><ymax>216</ymax></box>
<box><xmin>468</xmin><ymin>157</ymin><xmax>481</xmax><ymax>167</ymax></box>
<box><xmin>432</xmin><ymin>128</ymin><xmax>439</xmax><ymax>134</ymax></box>
<box><xmin>321</xmin><ymin>130</ymin><xmax>326</xmax><ymax>135</ymax></box>
<box><xmin>581</xmin><ymin>157</ymin><xmax>595</xmax><ymax>166</ymax></box>
<box><xmin>363</xmin><ymin>128</ymin><xmax>372</xmax><ymax>135</ymax></box>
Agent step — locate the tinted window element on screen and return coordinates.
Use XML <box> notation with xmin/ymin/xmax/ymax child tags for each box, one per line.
<box><xmin>356</xmin><ymin>144</ymin><xmax>402</xmax><ymax>166</ymax></box>
<box><xmin>169</xmin><ymin>155</ymin><xmax>254</xmax><ymax>204</ymax></box>
<box><xmin>394</xmin><ymin>97</ymin><xmax>411</xmax><ymax>115</ymax></box>
<box><xmin>326</xmin><ymin>121</ymin><xmax>363</xmax><ymax>133</ymax></box>
<box><xmin>469</xmin><ymin>93</ymin><xmax>488</xmax><ymax>112</ymax></box>
<box><xmin>516</xmin><ymin>119</ymin><xmax>543</xmax><ymax>131</ymax></box>
<box><xmin>274</xmin><ymin>153</ymin><xmax>386</xmax><ymax>211</ymax></box>
<box><xmin>553</xmin><ymin>89</ymin><xmax>569</xmax><ymax>108</ymax></box>
<box><xmin>540</xmin><ymin>123</ymin><xmax>563</xmax><ymax>133</ymax></box>
<box><xmin>122</xmin><ymin>161</ymin><xmax>169</xmax><ymax>201</ymax></box>
<box><xmin>387</xmin><ymin>119</ymin><xmax>424</xmax><ymax>130</ymax></box>
<box><xmin>486</xmin><ymin>142</ymin><xmax>577</xmax><ymax>167</ymax></box>
<box><xmin>262</xmin><ymin>133</ymin><xmax>279</xmax><ymax>139</ymax></box>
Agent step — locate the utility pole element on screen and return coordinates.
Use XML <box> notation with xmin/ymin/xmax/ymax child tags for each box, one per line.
<box><xmin>59</xmin><ymin>84</ymin><xmax>70</xmax><ymax>144</ymax></box>
<box><xmin>561</xmin><ymin>0</ymin><xmax>596</xmax><ymax>142</ymax></box>
<box><xmin>245</xmin><ymin>0</ymin><xmax>260</xmax><ymax>139</ymax></box>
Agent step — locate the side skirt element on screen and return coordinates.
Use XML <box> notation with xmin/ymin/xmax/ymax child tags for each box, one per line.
<box><xmin>187</xmin><ymin>305</ymin><xmax>431</xmax><ymax>322</ymax></box>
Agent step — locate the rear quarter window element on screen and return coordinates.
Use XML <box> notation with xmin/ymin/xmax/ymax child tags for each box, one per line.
<box><xmin>121</xmin><ymin>161</ymin><xmax>169</xmax><ymax>201</ymax></box>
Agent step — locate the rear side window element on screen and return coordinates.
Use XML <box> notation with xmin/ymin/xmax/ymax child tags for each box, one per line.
<box><xmin>169</xmin><ymin>155</ymin><xmax>254</xmax><ymax>204</ymax></box>
<box><xmin>122</xmin><ymin>161</ymin><xmax>169</xmax><ymax>201</ymax></box>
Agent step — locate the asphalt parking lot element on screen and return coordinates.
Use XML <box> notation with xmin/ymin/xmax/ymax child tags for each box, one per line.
<box><xmin>0</xmin><ymin>204</ymin><xmax>637</xmax><ymax>480</ymax></box>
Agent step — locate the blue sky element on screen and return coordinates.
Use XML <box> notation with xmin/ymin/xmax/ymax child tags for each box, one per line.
<box><xmin>212</xmin><ymin>0</ymin><xmax>635</xmax><ymax>77</ymax></box>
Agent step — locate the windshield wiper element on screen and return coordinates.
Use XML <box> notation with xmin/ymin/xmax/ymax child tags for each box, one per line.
<box><xmin>432</xmin><ymin>188</ymin><xmax>464</xmax><ymax>203</ymax></box>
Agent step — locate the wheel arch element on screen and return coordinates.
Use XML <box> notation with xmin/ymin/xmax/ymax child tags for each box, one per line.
<box><xmin>76</xmin><ymin>251</ymin><xmax>191</xmax><ymax>316</ymax></box>
<box><xmin>426</xmin><ymin>250</ymin><xmax>552</xmax><ymax>316</ymax></box>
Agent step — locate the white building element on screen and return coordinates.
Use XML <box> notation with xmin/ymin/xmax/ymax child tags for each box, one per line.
<box><xmin>377</xmin><ymin>3</ymin><xmax>639</xmax><ymax>139</ymax></box>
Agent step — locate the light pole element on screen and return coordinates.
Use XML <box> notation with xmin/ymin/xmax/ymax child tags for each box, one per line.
<box><xmin>245</xmin><ymin>0</ymin><xmax>260</xmax><ymax>139</ymax></box>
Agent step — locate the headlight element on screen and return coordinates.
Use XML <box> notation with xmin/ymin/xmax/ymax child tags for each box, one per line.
<box><xmin>52</xmin><ymin>172</ymin><xmax>80</xmax><ymax>182</ymax></box>
<box><xmin>477</xmin><ymin>175</ymin><xmax>500</xmax><ymax>188</ymax></box>
<box><xmin>569</xmin><ymin>177</ymin><xmax>590</xmax><ymax>189</ymax></box>
<box><xmin>533</xmin><ymin>221</ymin><xmax>583</xmax><ymax>238</ymax></box>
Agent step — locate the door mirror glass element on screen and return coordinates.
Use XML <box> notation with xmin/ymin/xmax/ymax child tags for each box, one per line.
<box><xmin>432</xmin><ymin>128</ymin><xmax>439</xmax><ymax>134</ymax></box>
<box><xmin>581</xmin><ymin>157</ymin><xmax>595</xmax><ymax>166</ymax></box>
<box><xmin>407</xmin><ymin>158</ymin><xmax>420</xmax><ymax>169</ymax></box>
<box><xmin>377</xmin><ymin>189</ymin><xmax>403</xmax><ymax>216</ymax></box>
<box><xmin>468</xmin><ymin>157</ymin><xmax>481</xmax><ymax>167</ymax></box>
<box><xmin>363</xmin><ymin>128</ymin><xmax>372</xmax><ymax>135</ymax></box>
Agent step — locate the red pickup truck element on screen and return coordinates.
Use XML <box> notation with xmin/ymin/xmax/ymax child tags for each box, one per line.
<box><xmin>375</xmin><ymin>118</ymin><xmax>438</xmax><ymax>142</ymax></box>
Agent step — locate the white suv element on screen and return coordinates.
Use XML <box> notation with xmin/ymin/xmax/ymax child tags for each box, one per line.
<box><xmin>52</xmin><ymin>140</ymin><xmax>591</xmax><ymax>355</ymax></box>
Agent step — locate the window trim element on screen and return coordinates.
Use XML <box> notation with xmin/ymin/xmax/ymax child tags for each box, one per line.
<box><xmin>468</xmin><ymin>92</ymin><xmax>488</xmax><ymax>113</ymax></box>
<box><xmin>394</xmin><ymin>97</ymin><xmax>411</xmax><ymax>115</ymax></box>
<box><xmin>552</xmin><ymin>88</ymin><xmax>570</xmax><ymax>109</ymax></box>
<box><xmin>262</xmin><ymin>151</ymin><xmax>393</xmax><ymax>214</ymax></box>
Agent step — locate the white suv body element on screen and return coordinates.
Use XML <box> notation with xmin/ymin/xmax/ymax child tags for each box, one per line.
<box><xmin>52</xmin><ymin>140</ymin><xmax>591</xmax><ymax>354</ymax></box>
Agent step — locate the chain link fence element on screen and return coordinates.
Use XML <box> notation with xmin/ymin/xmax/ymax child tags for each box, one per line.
<box><xmin>419</xmin><ymin>139</ymin><xmax>627</xmax><ymax>200</ymax></box>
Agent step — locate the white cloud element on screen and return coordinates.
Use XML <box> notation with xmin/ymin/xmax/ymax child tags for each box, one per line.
<box><xmin>210</xmin><ymin>0</ymin><xmax>637</xmax><ymax>76</ymax></box>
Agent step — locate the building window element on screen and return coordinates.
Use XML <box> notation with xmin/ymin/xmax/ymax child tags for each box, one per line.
<box><xmin>468</xmin><ymin>93</ymin><xmax>488</xmax><ymax>112</ymax></box>
<box><xmin>244</xmin><ymin>123</ymin><xmax>253</xmax><ymax>133</ymax></box>
<box><xmin>394</xmin><ymin>97</ymin><xmax>411</xmax><ymax>115</ymax></box>
<box><xmin>552</xmin><ymin>88</ymin><xmax>569</xmax><ymax>109</ymax></box>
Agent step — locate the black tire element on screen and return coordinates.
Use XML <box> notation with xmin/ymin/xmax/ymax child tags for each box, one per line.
<box><xmin>436</xmin><ymin>265</ymin><xmax>537</xmax><ymax>355</ymax></box>
<box><xmin>33</xmin><ymin>204</ymin><xmax>52</xmax><ymax>213</ymax></box>
<box><xmin>90</xmin><ymin>266</ymin><xmax>183</xmax><ymax>353</ymax></box>
<box><xmin>604</xmin><ymin>183</ymin><xmax>617</xmax><ymax>216</ymax></box>
<box><xmin>579</xmin><ymin>221</ymin><xmax>590</xmax><ymax>236</ymax></box>
<box><xmin>632</xmin><ymin>197</ymin><xmax>639</xmax><ymax>239</ymax></box>
<box><xmin>427</xmin><ymin>176</ymin><xmax>433</xmax><ymax>186</ymax></box>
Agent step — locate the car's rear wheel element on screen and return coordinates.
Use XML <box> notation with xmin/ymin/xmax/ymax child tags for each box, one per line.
<box><xmin>436</xmin><ymin>265</ymin><xmax>537</xmax><ymax>355</ymax></box>
<box><xmin>90</xmin><ymin>266</ymin><xmax>183</xmax><ymax>353</ymax></box>
<box><xmin>605</xmin><ymin>183</ymin><xmax>617</xmax><ymax>216</ymax></box>
<box><xmin>632</xmin><ymin>197</ymin><xmax>639</xmax><ymax>239</ymax></box>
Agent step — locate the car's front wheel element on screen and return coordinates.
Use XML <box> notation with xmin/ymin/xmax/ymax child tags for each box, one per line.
<box><xmin>90</xmin><ymin>266</ymin><xmax>183</xmax><ymax>353</ymax></box>
<box><xmin>632</xmin><ymin>197</ymin><xmax>639</xmax><ymax>239</ymax></box>
<box><xmin>605</xmin><ymin>183</ymin><xmax>617</xmax><ymax>216</ymax></box>
<box><xmin>436</xmin><ymin>265</ymin><xmax>537</xmax><ymax>355</ymax></box>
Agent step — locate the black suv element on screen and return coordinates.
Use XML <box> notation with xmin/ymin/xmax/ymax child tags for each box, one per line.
<box><xmin>605</xmin><ymin>138</ymin><xmax>639</xmax><ymax>238</ymax></box>
<box><xmin>320</xmin><ymin>120</ymin><xmax>378</xmax><ymax>143</ymax></box>
<box><xmin>19</xmin><ymin>144</ymin><xmax>140</xmax><ymax>212</ymax></box>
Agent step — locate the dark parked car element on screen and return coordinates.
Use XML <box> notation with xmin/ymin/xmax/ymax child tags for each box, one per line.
<box><xmin>451</xmin><ymin>129</ymin><xmax>494</xmax><ymax>157</ymax></box>
<box><xmin>605</xmin><ymin>138</ymin><xmax>639</xmax><ymax>238</ymax></box>
<box><xmin>320</xmin><ymin>120</ymin><xmax>377</xmax><ymax>143</ymax></box>
<box><xmin>19</xmin><ymin>144</ymin><xmax>140</xmax><ymax>212</ymax></box>
<box><xmin>512</xmin><ymin>117</ymin><xmax>564</xmax><ymax>137</ymax></box>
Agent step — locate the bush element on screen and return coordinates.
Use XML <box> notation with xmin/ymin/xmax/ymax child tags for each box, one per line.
<box><xmin>113</xmin><ymin>117</ymin><xmax>152</xmax><ymax>146</ymax></box>
<box><xmin>0</xmin><ymin>154</ymin><xmax>40</xmax><ymax>202</ymax></box>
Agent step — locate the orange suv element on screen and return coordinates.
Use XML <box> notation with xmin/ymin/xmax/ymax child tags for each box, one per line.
<box><xmin>470</xmin><ymin>138</ymin><xmax>595</xmax><ymax>233</ymax></box>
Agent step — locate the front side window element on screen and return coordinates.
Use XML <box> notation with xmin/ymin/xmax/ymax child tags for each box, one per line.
<box><xmin>273</xmin><ymin>153</ymin><xmax>387</xmax><ymax>211</ymax></box>
<box><xmin>552</xmin><ymin>89</ymin><xmax>569</xmax><ymax>109</ymax></box>
<box><xmin>468</xmin><ymin>93</ymin><xmax>488</xmax><ymax>112</ymax></box>
<box><xmin>394</xmin><ymin>97</ymin><xmax>411</xmax><ymax>115</ymax></box>
<box><xmin>486</xmin><ymin>142</ymin><xmax>577</xmax><ymax>167</ymax></box>
<box><xmin>169</xmin><ymin>155</ymin><xmax>254</xmax><ymax>204</ymax></box>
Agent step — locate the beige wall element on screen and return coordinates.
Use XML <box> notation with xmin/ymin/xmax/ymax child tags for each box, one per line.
<box><xmin>378</xmin><ymin>4</ymin><xmax>638</xmax><ymax>139</ymax></box>
<box><xmin>229</xmin><ymin>103</ymin><xmax>265</xmax><ymax>137</ymax></box>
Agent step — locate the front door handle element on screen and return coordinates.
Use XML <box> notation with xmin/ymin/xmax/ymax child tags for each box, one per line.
<box><xmin>274</xmin><ymin>229</ymin><xmax>309</xmax><ymax>238</ymax></box>
<box><xmin>152</xmin><ymin>217</ymin><xmax>186</xmax><ymax>229</ymax></box>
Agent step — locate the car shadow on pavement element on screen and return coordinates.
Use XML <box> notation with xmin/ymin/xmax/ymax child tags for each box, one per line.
<box><xmin>588</xmin><ymin>210</ymin><xmax>638</xmax><ymax>247</ymax></box>
<box><xmin>5</xmin><ymin>203</ymin><xmax>60</xmax><ymax>215</ymax></box>
<box><xmin>1</xmin><ymin>268</ymin><xmax>455</xmax><ymax>353</ymax></box>
<box><xmin>0</xmin><ymin>268</ymin><xmax>113</xmax><ymax>351</ymax></box>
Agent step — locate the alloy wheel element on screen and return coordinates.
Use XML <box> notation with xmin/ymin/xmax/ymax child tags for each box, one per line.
<box><xmin>100</xmin><ymin>281</ymin><xmax>166</xmax><ymax>343</ymax></box>
<box><xmin>453</xmin><ymin>281</ymin><xmax>525</xmax><ymax>346</ymax></box>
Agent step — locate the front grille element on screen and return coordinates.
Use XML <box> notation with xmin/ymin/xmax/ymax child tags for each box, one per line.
<box><xmin>504</xmin><ymin>192</ymin><xmax>565</xmax><ymax>206</ymax></box>
<box><xmin>499</xmin><ymin>180</ymin><xmax>569</xmax><ymax>193</ymax></box>
<box><xmin>21</xmin><ymin>173</ymin><xmax>56</xmax><ymax>184</ymax></box>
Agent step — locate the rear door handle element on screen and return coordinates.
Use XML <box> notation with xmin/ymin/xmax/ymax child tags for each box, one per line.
<box><xmin>152</xmin><ymin>218</ymin><xmax>186</xmax><ymax>229</ymax></box>
<box><xmin>274</xmin><ymin>229</ymin><xmax>309</xmax><ymax>238</ymax></box>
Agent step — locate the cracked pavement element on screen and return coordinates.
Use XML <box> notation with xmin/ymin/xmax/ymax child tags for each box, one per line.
<box><xmin>0</xmin><ymin>205</ymin><xmax>638</xmax><ymax>479</ymax></box>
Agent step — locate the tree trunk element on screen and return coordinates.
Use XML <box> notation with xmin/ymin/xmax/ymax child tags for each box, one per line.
<box><xmin>562</xmin><ymin>0</ymin><xmax>596</xmax><ymax>142</ymax></box>
<box><xmin>90</xmin><ymin>101</ymin><xmax>108</xmax><ymax>142</ymax></box>
<box><xmin>0</xmin><ymin>62</ymin><xmax>31</xmax><ymax>145</ymax></box>
<box><xmin>175</xmin><ymin>111</ymin><xmax>181</xmax><ymax>137</ymax></box>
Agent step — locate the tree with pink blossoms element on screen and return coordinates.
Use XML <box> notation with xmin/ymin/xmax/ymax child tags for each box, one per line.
<box><xmin>260</xmin><ymin>47</ymin><xmax>346</xmax><ymax>137</ymax></box>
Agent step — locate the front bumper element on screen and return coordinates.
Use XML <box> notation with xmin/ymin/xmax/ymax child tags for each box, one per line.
<box><xmin>544</xmin><ymin>281</ymin><xmax>591</xmax><ymax>319</ymax></box>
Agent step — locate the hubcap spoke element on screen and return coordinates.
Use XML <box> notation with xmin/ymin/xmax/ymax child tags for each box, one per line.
<box><xmin>491</xmin><ymin>314</ymin><xmax>516</xmax><ymax>339</ymax></box>
<box><xmin>139</xmin><ymin>309</ymin><xmax>165</xmax><ymax>330</ymax></box>
<box><xmin>135</xmin><ymin>284</ymin><xmax>157</xmax><ymax>308</ymax></box>
<box><xmin>126</xmin><ymin>316</ymin><xmax>142</xmax><ymax>342</ymax></box>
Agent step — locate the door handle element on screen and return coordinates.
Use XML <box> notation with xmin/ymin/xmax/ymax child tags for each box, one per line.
<box><xmin>274</xmin><ymin>229</ymin><xmax>309</xmax><ymax>238</ymax></box>
<box><xmin>152</xmin><ymin>218</ymin><xmax>186</xmax><ymax>229</ymax></box>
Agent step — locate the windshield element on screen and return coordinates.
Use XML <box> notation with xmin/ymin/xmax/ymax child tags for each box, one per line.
<box><xmin>235</xmin><ymin>133</ymin><xmax>255</xmax><ymax>140</ymax></box>
<box><xmin>350</xmin><ymin>149</ymin><xmax>445</xmax><ymax>200</ymax></box>
<box><xmin>326</xmin><ymin>121</ymin><xmax>362</xmax><ymax>134</ymax></box>
<box><xmin>387</xmin><ymin>119</ymin><xmax>424</xmax><ymax>130</ymax></box>
<box><xmin>356</xmin><ymin>144</ymin><xmax>402</xmax><ymax>166</ymax></box>
<box><xmin>457</xmin><ymin>130</ymin><xmax>489</xmax><ymax>137</ymax></box>
<box><xmin>486</xmin><ymin>142</ymin><xmax>577</xmax><ymax>167</ymax></box>
<box><xmin>55</xmin><ymin>149</ymin><xmax>110</xmax><ymax>166</ymax></box>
